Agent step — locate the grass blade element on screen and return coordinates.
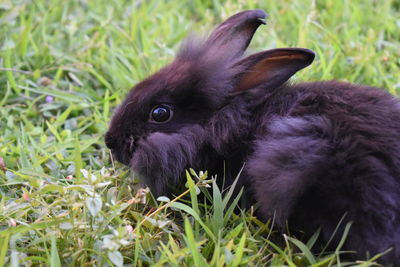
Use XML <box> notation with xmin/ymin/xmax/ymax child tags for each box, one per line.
<box><xmin>50</xmin><ymin>236</ymin><xmax>61</xmax><ymax>267</ymax></box>
<box><xmin>0</xmin><ymin>232</ymin><xmax>10</xmax><ymax>266</ymax></box>
<box><xmin>184</xmin><ymin>217</ymin><xmax>207</xmax><ymax>267</ymax></box>
<box><xmin>232</xmin><ymin>233</ymin><xmax>246</xmax><ymax>267</ymax></box>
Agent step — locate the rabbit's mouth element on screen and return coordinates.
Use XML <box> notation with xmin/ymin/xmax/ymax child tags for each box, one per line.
<box><xmin>110</xmin><ymin>146</ymin><xmax>136</xmax><ymax>167</ymax></box>
<box><xmin>119</xmin><ymin>136</ymin><xmax>138</xmax><ymax>166</ymax></box>
<box><xmin>105</xmin><ymin>132</ymin><xmax>137</xmax><ymax>166</ymax></box>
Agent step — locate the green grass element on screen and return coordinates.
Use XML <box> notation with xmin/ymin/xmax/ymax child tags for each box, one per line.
<box><xmin>0</xmin><ymin>0</ymin><xmax>399</xmax><ymax>265</ymax></box>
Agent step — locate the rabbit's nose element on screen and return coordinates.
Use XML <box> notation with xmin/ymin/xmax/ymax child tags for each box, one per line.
<box><xmin>105</xmin><ymin>132</ymin><xmax>117</xmax><ymax>149</ymax></box>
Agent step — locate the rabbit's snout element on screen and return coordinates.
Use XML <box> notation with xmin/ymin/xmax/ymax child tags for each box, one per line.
<box><xmin>105</xmin><ymin>131</ymin><xmax>137</xmax><ymax>154</ymax></box>
<box><xmin>105</xmin><ymin>132</ymin><xmax>138</xmax><ymax>165</ymax></box>
<box><xmin>105</xmin><ymin>131</ymin><xmax>117</xmax><ymax>150</ymax></box>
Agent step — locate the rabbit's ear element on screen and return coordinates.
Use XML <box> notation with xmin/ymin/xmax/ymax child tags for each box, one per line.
<box><xmin>204</xmin><ymin>9</ymin><xmax>267</xmax><ymax>60</ymax></box>
<box><xmin>233</xmin><ymin>48</ymin><xmax>315</xmax><ymax>92</ymax></box>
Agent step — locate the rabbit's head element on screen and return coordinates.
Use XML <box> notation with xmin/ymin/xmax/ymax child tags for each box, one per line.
<box><xmin>105</xmin><ymin>10</ymin><xmax>315</xmax><ymax>196</ymax></box>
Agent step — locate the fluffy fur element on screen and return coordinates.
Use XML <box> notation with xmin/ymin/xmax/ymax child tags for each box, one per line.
<box><xmin>105</xmin><ymin>10</ymin><xmax>400</xmax><ymax>264</ymax></box>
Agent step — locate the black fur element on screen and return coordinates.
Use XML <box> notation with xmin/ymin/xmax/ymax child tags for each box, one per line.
<box><xmin>105</xmin><ymin>10</ymin><xmax>400</xmax><ymax>264</ymax></box>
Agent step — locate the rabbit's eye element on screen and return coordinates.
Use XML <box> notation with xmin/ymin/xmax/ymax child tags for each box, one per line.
<box><xmin>150</xmin><ymin>104</ymin><xmax>173</xmax><ymax>123</ymax></box>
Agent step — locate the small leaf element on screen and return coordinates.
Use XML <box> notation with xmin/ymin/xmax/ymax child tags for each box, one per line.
<box><xmin>86</xmin><ymin>197</ymin><xmax>102</xmax><ymax>217</ymax></box>
<box><xmin>108</xmin><ymin>250</ymin><xmax>123</xmax><ymax>267</ymax></box>
<box><xmin>59</xmin><ymin>222</ymin><xmax>73</xmax><ymax>230</ymax></box>
<box><xmin>107</xmin><ymin>187</ymin><xmax>118</xmax><ymax>205</ymax></box>
<box><xmin>89</xmin><ymin>173</ymin><xmax>97</xmax><ymax>183</ymax></box>
<box><xmin>194</xmin><ymin>185</ymin><xmax>200</xmax><ymax>195</ymax></box>
<box><xmin>40</xmin><ymin>184</ymin><xmax>65</xmax><ymax>194</ymax></box>
<box><xmin>95</xmin><ymin>181</ymin><xmax>112</xmax><ymax>188</ymax></box>
<box><xmin>5</xmin><ymin>170</ymin><xmax>16</xmax><ymax>180</ymax></box>
<box><xmin>100</xmin><ymin>166</ymin><xmax>108</xmax><ymax>176</ymax></box>
<box><xmin>224</xmin><ymin>248</ymin><xmax>234</xmax><ymax>264</ymax></box>
<box><xmin>103</xmin><ymin>235</ymin><xmax>120</xmax><ymax>250</ymax></box>
<box><xmin>80</xmin><ymin>169</ymin><xmax>89</xmax><ymax>179</ymax></box>
<box><xmin>157</xmin><ymin>196</ymin><xmax>170</xmax><ymax>202</ymax></box>
<box><xmin>189</xmin><ymin>168</ymin><xmax>197</xmax><ymax>178</ymax></box>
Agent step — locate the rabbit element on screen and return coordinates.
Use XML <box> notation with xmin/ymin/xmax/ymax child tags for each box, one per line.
<box><xmin>105</xmin><ymin>9</ymin><xmax>400</xmax><ymax>264</ymax></box>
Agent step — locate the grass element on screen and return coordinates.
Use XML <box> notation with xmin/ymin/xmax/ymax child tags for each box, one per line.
<box><xmin>0</xmin><ymin>0</ymin><xmax>399</xmax><ymax>265</ymax></box>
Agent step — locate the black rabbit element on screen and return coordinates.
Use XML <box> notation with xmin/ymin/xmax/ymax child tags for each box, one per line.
<box><xmin>105</xmin><ymin>10</ymin><xmax>400</xmax><ymax>264</ymax></box>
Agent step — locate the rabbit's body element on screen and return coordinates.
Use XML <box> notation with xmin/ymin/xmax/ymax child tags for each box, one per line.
<box><xmin>106</xmin><ymin>10</ymin><xmax>400</xmax><ymax>264</ymax></box>
<box><xmin>245</xmin><ymin>81</ymin><xmax>400</xmax><ymax>261</ymax></box>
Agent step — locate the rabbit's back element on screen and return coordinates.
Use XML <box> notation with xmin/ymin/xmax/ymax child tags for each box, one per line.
<box><xmin>259</xmin><ymin>81</ymin><xmax>400</xmax><ymax>166</ymax></box>
<box><xmin>248</xmin><ymin>81</ymin><xmax>400</xmax><ymax>262</ymax></box>
<box><xmin>286</xmin><ymin>81</ymin><xmax>400</xmax><ymax>175</ymax></box>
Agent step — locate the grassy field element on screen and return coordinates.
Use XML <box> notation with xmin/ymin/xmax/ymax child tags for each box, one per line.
<box><xmin>0</xmin><ymin>0</ymin><xmax>399</xmax><ymax>266</ymax></box>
